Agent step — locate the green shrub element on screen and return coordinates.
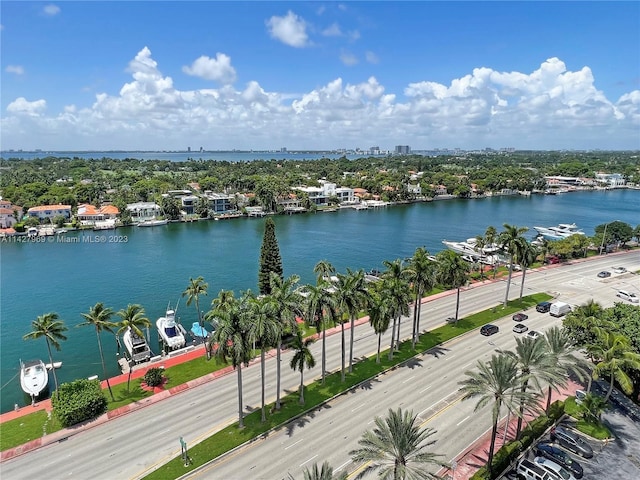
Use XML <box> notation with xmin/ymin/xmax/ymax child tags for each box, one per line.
<box><xmin>52</xmin><ymin>379</ymin><xmax>107</xmax><ymax>427</ymax></box>
<box><xmin>144</xmin><ymin>367</ymin><xmax>165</xmax><ymax>387</ymax></box>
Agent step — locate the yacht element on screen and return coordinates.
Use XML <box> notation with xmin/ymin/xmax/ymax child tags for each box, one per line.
<box><xmin>156</xmin><ymin>306</ymin><xmax>187</xmax><ymax>351</ymax></box>
<box><xmin>122</xmin><ymin>327</ymin><xmax>153</xmax><ymax>364</ymax></box>
<box><xmin>20</xmin><ymin>359</ymin><xmax>49</xmax><ymax>404</ymax></box>
<box><xmin>533</xmin><ymin>223</ymin><xmax>584</xmax><ymax>240</ymax></box>
<box><xmin>138</xmin><ymin>218</ymin><xmax>168</xmax><ymax>227</ymax></box>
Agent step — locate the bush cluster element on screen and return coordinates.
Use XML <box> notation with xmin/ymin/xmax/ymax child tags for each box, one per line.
<box><xmin>144</xmin><ymin>367</ymin><xmax>165</xmax><ymax>387</ymax></box>
<box><xmin>51</xmin><ymin>379</ymin><xmax>107</xmax><ymax>427</ymax></box>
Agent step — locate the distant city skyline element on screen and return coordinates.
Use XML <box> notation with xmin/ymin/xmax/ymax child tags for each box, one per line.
<box><xmin>1</xmin><ymin>2</ymin><xmax>639</xmax><ymax>151</ymax></box>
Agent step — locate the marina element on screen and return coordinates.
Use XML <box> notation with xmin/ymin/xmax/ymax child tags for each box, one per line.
<box><xmin>1</xmin><ymin>188</ymin><xmax>638</xmax><ymax>413</ymax></box>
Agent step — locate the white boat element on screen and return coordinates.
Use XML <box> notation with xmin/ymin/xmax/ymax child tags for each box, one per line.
<box><xmin>123</xmin><ymin>327</ymin><xmax>152</xmax><ymax>364</ymax></box>
<box><xmin>20</xmin><ymin>359</ymin><xmax>49</xmax><ymax>403</ymax></box>
<box><xmin>533</xmin><ymin>223</ymin><xmax>585</xmax><ymax>240</ymax></box>
<box><xmin>442</xmin><ymin>238</ymin><xmax>502</xmax><ymax>265</ymax></box>
<box><xmin>138</xmin><ymin>218</ymin><xmax>168</xmax><ymax>227</ymax></box>
<box><xmin>27</xmin><ymin>227</ymin><xmax>38</xmax><ymax>238</ymax></box>
<box><xmin>156</xmin><ymin>306</ymin><xmax>187</xmax><ymax>351</ymax></box>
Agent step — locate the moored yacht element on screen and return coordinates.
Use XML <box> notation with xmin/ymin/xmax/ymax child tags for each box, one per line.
<box><xmin>533</xmin><ymin>223</ymin><xmax>584</xmax><ymax>240</ymax></box>
<box><xmin>122</xmin><ymin>327</ymin><xmax>152</xmax><ymax>364</ymax></box>
<box><xmin>156</xmin><ymin>306</ymin><xmax>187</xmax><ymax>351</ymax></box>
<box><xmin>20</xmin><ymin>359</ymin><xmax>49</xmax><ymax>404</ymax></box>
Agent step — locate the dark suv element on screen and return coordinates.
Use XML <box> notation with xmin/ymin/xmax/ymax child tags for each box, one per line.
<box><xmin>480</xmin><ymin>324</ymin><xmax>499</xmax><ymax>336</ymax></box>
<box><xmin>536</xmin><ymin>301</ymin><xmax>552</xmax><ymax>313</ymax></box>
<box><xmin>535</xmin><ymin>442</ymin><xmax>583</xmax><ymax>478</ymax></box>
<box><xmin>550</xmin><ymin>425</ymin><xmax>593</xmax><ymax>458</ymax></box>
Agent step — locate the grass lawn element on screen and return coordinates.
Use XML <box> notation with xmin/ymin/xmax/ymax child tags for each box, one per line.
<box><xmin>0</xmin><ymin>411</ymin><xmax>63</xmax><ymax>451</ymax></box>
<box><xmin>563</xmin><ymin>397</ymin><xmax>612</xmax><ymax>440</ymax></box>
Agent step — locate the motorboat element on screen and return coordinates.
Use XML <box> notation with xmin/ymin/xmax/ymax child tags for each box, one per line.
<box><xmin>156</xmin><ymin>306</ymin><xmax>187</xmax><ymax>351</ymax></box>
<box><xmin>122</xmin><ymin>327</ymin><xmax>153</xmax><ymax>364</ymax></box>
<box><xmin>20</xmin><ymin>359</ymin><xmax>49</xmax><ymax>403</ymax></box>
<box><xmin>138</xmin><ymin>218</ymin><xmax>168</xmax><ymax>227</ymax></box>
<box><xmin>190</xmin><ymin>322</ymin><xmax>209</xmax><ymax>340</ymax></box>
<box><xmin>533</xmin><ymin>223</ymin><xmax>584</xmax><ymax>240</ymax></box>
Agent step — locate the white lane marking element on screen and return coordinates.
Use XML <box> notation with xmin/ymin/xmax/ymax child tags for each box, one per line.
<box><xmin>284</xmin><ymin>439</ymin><xmax>303</xmax><ymax>450</ymax></box>
<box><xmin>300</xmin><ymin>454</ymin><xmax>318</xmax><ymax>467</ymax></box>
<box><xmin>335</xmin><ymin>459</ymin><xmax>351</xmax><ymax>472</ymax></box>
<box><xmin>402</xmin><ymin>376</ymin><xmax>415</xmax><ymax>384</ymax></box>
<box><xmin>351</xmin><ymin>403</ymin><xmax>366</xmax><ymax>412</ymax></box>
<box><xmin>456</xmin><ymin>415</ymin><xmax>470</xmax><ymax>426</ymax></box>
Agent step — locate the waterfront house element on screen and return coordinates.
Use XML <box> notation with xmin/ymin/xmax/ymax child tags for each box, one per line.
<box><xmin>595</xmin><ymin>172</ymin><xmax>626</xmax><ymax>188</ymax></box>
<box><xmin>126</xmin><ymin>202</ymin><xmax>162</xmax><ymax>222</ymax></box>
<box><xmin>77</xmin><ymin>204</ymin><xmax>120</xmax><ymax>226</ymax></box>
<box><xmin>27</xmin><ymin>204</ymin><xmax>72</xmax><ymax>222</ymax></box>
<box><xmin>0</xmin><ymin>200</ymin><xmax>21</xmax><ymax>228</ymax></box>
<box><xmin>203</xmin><ymin>191</ymin><xmax>235</xmax><ymax>214</ymax></box>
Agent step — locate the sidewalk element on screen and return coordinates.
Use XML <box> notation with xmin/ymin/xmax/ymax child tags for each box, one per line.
<box><xmin>438</xmin><ymin>379</ymin><xmax>584</xmax><ymax>480</ymax></box>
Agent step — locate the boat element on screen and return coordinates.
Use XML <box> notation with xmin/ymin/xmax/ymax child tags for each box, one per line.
<box><xmin>442</xmin><ymin>238</ymin><xmax>502</xmax><ymax>265</ymax></box>
<box><xmin>533</xmin><ymin>223</ymin><xmax>585</xmax><ymax>240</ymax></box>
<box><xmin>45</xmin><ymin>361</ymin><xmax>62</xmax><ymax>370</ymax></box>
<box><xmin>20</xmin><ymin>359</ymin><xmax>49</xmax><ymax>404</ymax></box>
<box><xmin>156</xmin><ymin>305</ymin><xmax>187</xmax><ymax>351</ymax></box>
<box><xmin>94</xmin><ymin>219</ymin><xmax>116</xmax><ymax>230</ymax></box>
<box><xmin>138</xmin><ymin>218</ymin><xmax>168</xmax><ymax>227</ymax></box>
<box><xmin>27</xmin><ymin>227</ymin><xmax>38</xmax><ymax>238</ymax></box>
<box><xmin>190</xmin><ymin>322</ymin><xmax>209</xmax><ymax>340</ymax></box>
<box><xmin>122</xmin><ymin>327</ymin><xmax>153</xmax><ymax>364</ymax></box>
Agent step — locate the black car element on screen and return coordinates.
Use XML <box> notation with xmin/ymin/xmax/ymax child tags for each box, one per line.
<box><xmin>512</xmin><ymin>313</ymin><xmax>529</xmax><ymax>322</ymax></box>
<box><xmin>536</xmin><ymin>301</ymin><xmax>552</xmax><ymax>313</ymax></box>
<box><xmin>480</xmin><ymin>324</ymin><xmax>499</xmax><ymax>336</ymax></box>
<box><xmin>535</xmin><ymin>442</ymin><xmax>584</xmax><ymax>478</ymax></box>
<box><xmin>550</xmin><ymin>425</ymin><xmax>593</xmax><ymax>459</ymax></box>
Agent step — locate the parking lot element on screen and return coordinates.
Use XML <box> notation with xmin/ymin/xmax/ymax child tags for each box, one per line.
<box><xmin>501</xmin><ymin>386</ymin><xmax>640</xmax><ymax>479</ymax></box>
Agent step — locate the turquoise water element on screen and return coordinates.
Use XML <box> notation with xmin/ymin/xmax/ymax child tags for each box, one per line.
<box><xmin>1</xmin><ymin>189</ymin><xmax>638</xmax><ymax>412</ymax></box>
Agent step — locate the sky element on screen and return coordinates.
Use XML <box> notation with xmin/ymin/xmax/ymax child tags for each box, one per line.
<box><xmin>1</xmin><ymin>1</ymin><xmax>639</xmax><ymax>152</ymax></box>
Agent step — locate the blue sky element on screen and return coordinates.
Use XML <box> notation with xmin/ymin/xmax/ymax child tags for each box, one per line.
<box><xmin>1</xmin><ymin>1</ymin><xmax>639</xmax><ymax>151</ymax></box>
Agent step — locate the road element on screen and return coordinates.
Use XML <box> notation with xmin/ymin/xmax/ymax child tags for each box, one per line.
<box><xmin>2</xmin><ymin>253</ymin><xmax>638</xmax><ymax>480</ymax></box>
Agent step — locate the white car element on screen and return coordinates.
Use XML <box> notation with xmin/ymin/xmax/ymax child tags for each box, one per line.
<box><xmin>617</xmin><ymin>290</ymin><xmax>639</xmax><ymax>303</ymax></box>
<box><xmin>612</xmin><ymin>266</ymin><xmax>627</xmax><ymax>274</ymax></box>
<box><xmin>527</xmin><ymin>330</ymin><xmax>541</xmax><ymax>340</ymax></box>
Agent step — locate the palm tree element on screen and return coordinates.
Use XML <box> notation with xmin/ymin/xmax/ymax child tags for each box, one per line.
<box><xmin>484</xmin><ymin>225</ymin><xmax>498</xmax><ymax>279</ymax></box>
<box><xmin>290</xmin><ymin>462</ymin><xmax>347</xmax><ymax>480</ymax></box>
<box><xmin>270</xmin><ymin>273</ymin><xmax>302</xmax><ymax>410</ymax></box>
<box><xmin>314</xmin><ymin>259</ymin><xmax>336</xmax><ymax>283</ymax></box>
<box><xmin>247</xmin><ymin>293</ymin><xmax>279</xmax><ymax>422</ymax></box>
<box><xmin>349</xmin><ymin>408</ymin><xmax>446</xmax><ymax>480</ymax></box>
<box><xmin>435</xmin><ymin>250</ymin><xmax>470</xmax><ymax>323</ymax></box>
<box><xmin>498</xmin><ymin>223</ymin><xmax>529</xmax><ymax>306</ymax></box>
<box><xmin>513</xmin><ymin>237</ymin><xmax>538</xmax><ymax>300</ymax></box>
<box><xmin>23</xmin><ymin>313</ymin><xmax>68</xmax><ymax>400</ymax></box>
<box><xmin>591</xmin><ymin>330</ymin><xmax>640</xmax><ymax>402</ymax></box>
<box><xmin>182</xmin><ymin>276</ymin><xmax>208</xmax><ymax>343</ymax></box>
<box><xmin>543</xmin><ymin>326</ymin><xmax>590</xmax><ymax>413</ymax></box>
<box><xmin>289</xmin><ymin>329</ymin><xmax>316</xmax><ymax>405</ymax></box>
<box><xmin>382</xmin><ymin>259</ymin><xmax>411</xmax><ymax>351</ymax></box>
<box><xmin>367</xmin><ymin>290</ymin><xmax>391</xmax><ymax>363</ymax></box>
<box><xmin>335</xmin><ymin>268</ymin><xmax>368</xmax><ymax>377</ymax></box>
<box><xmin>303</xmin><ymin>280</ymin><xmax>337</xmax><ymax>385</ymax></box>
<box><xmin>380</xmin><ymin>276</ymin><xmax>411</xmax><ymax>360</ymax></box>
<box><xmin>116</xmin><ymin>304</ymin><xmax>151</xmax><ymax>391</ymax></box>
<box><xmin>207</xmin><ymin>290</ymin><xmax>253</xmax><ymax>428</ymax></box>
<box><xmin>78</xmin><ymin>302</ymin><xmax>117</xmax><ymax>401</ymax></box>
<box><xmin>498</xmin><ymin>336</ymin><xmax>560</xmax><ymax>439</ymax></box>
<box><xmin>473</xmin><ymin>234</ymin><xmax>487</xmax><ymax>279</ymax></box>
<box><xmin>459</xmin><ymin>354</ymin><xmax>530</xmax><ymax>475</ymax></box>
<box><xmin>406</xmin><ymin>247</ymin><xmax>436</xmax><ymax>347</ymax></box>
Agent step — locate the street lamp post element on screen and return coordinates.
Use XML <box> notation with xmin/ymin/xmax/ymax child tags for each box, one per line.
<box><xmin>599</xmin><ymin>220</ymin><xmax>620</xmax><ymax>255</ymax></box>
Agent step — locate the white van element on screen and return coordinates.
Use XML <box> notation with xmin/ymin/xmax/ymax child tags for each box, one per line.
<box><xmin>549</xmin><ymin>302</ymin><xmax>571</xmax><ymax>317</ymax></box>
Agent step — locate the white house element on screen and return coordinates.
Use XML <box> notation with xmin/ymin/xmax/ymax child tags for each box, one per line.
<box><xmin>595</xmin><ymin>173</ymin><xmax>626</xmax><ymax>187</ymax></box>
<box><xmin>126</xmin><ymin>202</ymin><xmax>162</xmax><ymax>221</ymax></box>
<box><xmin>27</xmin><ymin>204</ymin><xmax>72</xmax><ymax>222</ymax></box>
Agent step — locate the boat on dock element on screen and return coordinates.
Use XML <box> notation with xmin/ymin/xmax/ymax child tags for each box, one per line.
<box><xmin>156</xmin><ymin>305</ymin><xmax>187</xmax><ymax>351</ymax></box>
<box><xmin>122</xmin><ymin>327</ymin><xmax>153</xmax><ymax>364</ymax></box>
<box><xmin>138</xmin><ymin>218</ymin><xmax>168</xmax><ymax>227</ymax></box>
<box><xmin>20</xmin><ymin>359</ymin><xmax>49</xmax><ymax>404</ymax></box>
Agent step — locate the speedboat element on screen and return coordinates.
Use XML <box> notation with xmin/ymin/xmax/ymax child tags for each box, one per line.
<box><xmin>533</xmin><ymin>223</ymin><xmax>584</xmax><ymax>240</ymax></box>
<box><xmin>20</xmin><ymin>359</ymin><xmax>49</xmax><ymax>404</ymax></box>
<box><xmin>123</xmin><ymin>327</ymin><xmax>152</xmax><ymax>364</ymax></box>
<box><xmin>156</xmin><ymin>306</ymin><xmax>187</xmax><ymax>351</ymax></box>
<box><xmin>138</xmin><ymin>218</ymin><xmax>168</xmax><ymax>227</ymax></box>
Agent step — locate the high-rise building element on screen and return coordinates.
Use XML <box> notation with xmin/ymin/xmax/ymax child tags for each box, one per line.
<box><xmin>395</xmin><ymin>145</ymin><xmax>410</xmax><ymax>155</ymax></box>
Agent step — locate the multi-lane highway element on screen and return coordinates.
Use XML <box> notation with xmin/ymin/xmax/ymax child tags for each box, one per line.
<box><xmin>2</xmin><ymin>253</ymin><xmax>638</xmax><ymax>480</ymax></box>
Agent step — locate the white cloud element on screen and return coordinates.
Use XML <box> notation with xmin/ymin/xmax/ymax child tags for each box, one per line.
<box><xmin>6</xmin><ymin>97</ymin><xmax>47</xmax><ymax>115</ymax></box>
<box><xmin>1</xmin><ymin>51</ymin><xmax>638</xmax><ymax>150</ymax></box>
<box><xmin>182</xmin><ymin>53</ymin><xmax>237</xmax><ymax>84</ymax></box>
<box><xmin>340</xmin><ymin>51</ymin><xmax>358</xmax><ymax>66</ymax></box>
<box><xmin>365</xmin><ymin>51</ymin><xmax>379</xmax><ymax>64</ymax></box>
<box><xmin>266</xmin><ymin>11</ymin><xmax>309</xmax><ymax>48</ymax></box>
<box><xmin>322</xmin><ymin>23</ymin><xmax>343</xmax><ymax>37</ymax></box>
<box><xmin>5</xmin><ymin>65</ymin><xmax>25</xmax><ymax>75</ymax></box>
<box><xmin>43</xmin><ymin>4</ymin><xmax>60</xmax><ymax>16</ymax></box>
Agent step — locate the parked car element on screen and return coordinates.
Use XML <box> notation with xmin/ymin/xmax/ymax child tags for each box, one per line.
<box><xmin>550</xmin><ymin>425</ymin><xmax>594</xmax><ymax>458</ymax></box>
<box><xmin>535</xmin><ymin>443</ymin><xmax>584</xmax><ymax>479</ymax></box>
<box><xmin>527</xmin><ymin>330</ymin><xmax>541</xmax><ymax>340</ymax></box>
<box><xmin>516</xmin><ymin>458</ymin><xmax>555</xmax><ymax>480</ymax></box>
<box><xmin>597</xmin><ymin>271</ymin><xmax>611</xmax><ymax>278</ymax></box>
<box><xmin>546</xmin><ymin>256</ymin><xmax>561</xmax><ymax>264</ymax></box>
<box><xmin>612</xmin><ymin>266</ymin><xmax>627</xmax><ymax>274</ymax></box>
<box><xmin>549</xmin><ymin>302</ymin><xmax>571</xmax><ymax>317</ymax></box>
<box><xmin>616</xmin><ymin>290</ymin><xmax>639</xmax><ymax>303</ymax></box>
<box><xmin>536</xmin><ymin>301</ymin><xmax>552</xmax><ymax>313</ymax></box>
<box><xmin>480</xmin><ymin>324</ymin><xmax>499</xmax><ymax>336</ymax></box>
<box><xmin>513</xmin><ymin>323</ymin><xmax>529</xmax><ymax>333</ymax></box>
<box><xmin>513</xmin><ymin>313</ymin><xmax>529</xmax><ymax>322</ymax></box>
<box><xmin>534</xmin><ymin>456</ymin><xmax>576</xmax><ymax>480</ymax></box>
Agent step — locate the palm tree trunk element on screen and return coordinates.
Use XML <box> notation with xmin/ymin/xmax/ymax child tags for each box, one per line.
<box><xmin>416</xmin><ymin>295</ymin><xmax>423</xmax><ymax>341</ymax></box>
<box><xmin>341</xmin><ymin>322</ymin><xmax>345</xmax><ymax>382</ymax></box>
<box><xmin>237</xmin><ymin>365</ymin><xmax>244</xmax><ymax>428</ymax></box>
<box><xmin>260</xmin><ymin>349</ymin><xmax>266</xmax><ymax>422</ymax></box>
<box><xmin>519</xmin><ymin>268</ymin><xmax>527</xmax><ymax>300</ymax></box>
<box><xmin>321</xmin><ymin>328</ymin><xmax>326</xmax><ymax>384</ymax></box>
<box><xmin>45</xmin><ymin>340</ymin><xmax>60</xmax><ymax>399</ymax></box>
<box><xmin>504</xmin><ymin>255</ymin><xmax>513</xmax><ymax>306</ymax></box>
<box><xmin>412</xmin><ymin>296</ymin><xmax>419</xmax><ymax>348</ymax></box>
<box><xmin>276</xmin><ymin>341</ymin><xmax>282</xmax><ymax>410</ymax></box>
<box><xmin>487</xmin><ymin>402</ymin><xmax>501</xmax><ymax>476</ymax></box>
<box><xmin>299</xmin><ymin>371</ymin><xmax>305</xmax><ymax>404</ymax></box>
<box><xmin>389</xmin><ymin>317</ymin><xmax>397</xmax><ymax>360</ymax></box>
<box><xmin>605</xmin><ymin>374</ymin><xmax>615</xmax><ymax>402</ymax></box>
<box><xmin>377</xmin><ymin>334</ymin><xmax>382</xmax><ymax>363</ymax></box>
<box><xmin>349</xmin><ymin>316</ymin><xmax>355</xmax><ymax>373</ymax></box>
<box><xmin>455</xmin><ymin>287</ymin><xmax>461</xmax><ymax>321</ymax></box>
<box><xmin>395</xmin><ymin>314</ymin><xmax>402</xmax><ymax>350</ymax></box>
<box><xmin>96</xmin><ymin>330</ymin><xmax>114</xmax><ymax>401</ymax></box>
<box><xmin>515</xmin><ymin>380</ymin><xmax>528</xmax><ymax>439</ymax></box>
<box><xmin>546</xmin><ymin>385</ymin><xmax>553</xmax><ymax>414</ymax></box>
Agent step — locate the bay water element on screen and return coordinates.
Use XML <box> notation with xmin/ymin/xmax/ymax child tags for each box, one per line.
<box><xmin>1</xmin><ymin>189</ymin><xmax>638</xmax><ymax>412</ymax></box>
